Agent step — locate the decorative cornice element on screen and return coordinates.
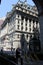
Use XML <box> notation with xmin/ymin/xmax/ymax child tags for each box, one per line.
<box><xmin>1</xmin><ymin>0</ymin><xmax>38</xmax><ymax>29</ymax></box>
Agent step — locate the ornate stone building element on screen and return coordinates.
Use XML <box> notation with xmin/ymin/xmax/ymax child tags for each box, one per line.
<box><xmin>0</xmin><ymin>0</ymin><xmax>40</xmax><ymax>51</ymax></box>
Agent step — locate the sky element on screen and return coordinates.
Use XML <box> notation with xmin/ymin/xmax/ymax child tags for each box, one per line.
<box><xmin>0</xmin><ymin>0</ymin><xmax>35</xmax><ymax>18</ymax></box>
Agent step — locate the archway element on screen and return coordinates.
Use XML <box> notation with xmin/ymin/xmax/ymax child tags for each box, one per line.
<box><xmin>32</xmin><ymin>0</ymin><xmax>43</xmax><ymax>52</ymax></box>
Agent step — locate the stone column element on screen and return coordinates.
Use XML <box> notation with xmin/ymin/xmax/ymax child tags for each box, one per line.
<box><xmin>19</xmin><ymin>15</ymin><xmax>21</xmax><ymax>31</ymax></box>
<box><xmin>34</xmin><ymin>21</ymin><xmax>36</xmax><ymax>28</ymax></box>
<box><xmin>31</xmin><ymin>20</ymin><xmax>33</xmax><ymax>33</ymax></box>
<box><xmin>23</xmin><ymin>18</ymin><xmax>25</xmax><ymax>31</ymax></box>
<box><xmin>7</xmin><ymin>23</ymin><xmax>9</xmax><ymax>33</ymax></box>
<box><xmin>15</xmin><ymin>19</ymin><xmax>18</xmax><ymax>30</ymax></box>
<box><xmin>27</xmin><ymin>19</ymin><xmax>29</xmax><ymax>32</ymax></box>
<box><xmin>37</xmin><ymin>22</ymin><xmax>40</xmax><ymax>32</ymax></box>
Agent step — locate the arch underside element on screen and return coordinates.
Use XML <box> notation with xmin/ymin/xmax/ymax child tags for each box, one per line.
<box><xmin>32</xmin><ymin>0</ymin><xmax>43</xmax><ymax>15</ymax></box>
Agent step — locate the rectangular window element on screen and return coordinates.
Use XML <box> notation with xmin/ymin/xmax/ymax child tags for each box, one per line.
<box><xmin>26</xmin><ymin>18</ymin><xmax>28</xmax><ymax>22</ymax></box>
<box><xmin>18</xmin><ymin>25</ymin><xmax>19</xmax><ymax>29</ymax></box>
<box><xmin>36</xmin><ymin>21</ymin><xmax>38</xmax><ymax>28</ymax></box>
<box><xmin>29</xmin><ymin>27</ymin><xmax>31</xmax><ymax>32</ymax></box>
<box><xmin>21</xmin><ymin>21</ymin><xmax>23</xmax><ymax>25</ymax></box>
<box><xmin>18</xmin><ymin>15</ymin><xmax>19</xmax><ymax>18</ymax></box>
<box><xmin>26</xmin><ymin>34</ymin><xmax>28</xmax><ymax>39</ymax></box>
<box><xmin>25</xmin><ymin>27</ymin><xmax>27</xmax><ymax>31</ymax></box>
<box><xmin>22</xmin><ymin>16</ymin><xmax>24</xmax><ymax>21</ymax></box>
<box><xmin>18</xmin><ymin>21</ymin><xmax>19</xmax><ymax>24</ymax></box>
<box><xmin>33</xmin><ymin>20</ymin><xmax>35</xmax><ymax>23</ymax></box>
<box><xmin>29</xmin><ymin>19</ymin><xmax>31</xmax><ymax>27</ymax></box>
<box><xmin>21</xmin><ymin>26</ymin><xmax>23</xmax><ymax>30</ymax></box>
<box><xmin>18</xmin><ymin>34</ymin><xmax>19</xmax><ymax>38</ymax></box>
<box><xmin>25</xmin><ymin>23</ymin><xmax>27</xmax><ymax>26</ymax></box>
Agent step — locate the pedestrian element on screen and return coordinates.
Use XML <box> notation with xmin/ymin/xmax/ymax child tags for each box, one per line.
<box><xmin>16</xmin><ymin>48</ymin><xmax>20</xmax><ymax>64</ymax></box>
<box><xmin>20</xmin><ymin>56</ymin><xmax>23</xmax><ymax>65</ymax></box>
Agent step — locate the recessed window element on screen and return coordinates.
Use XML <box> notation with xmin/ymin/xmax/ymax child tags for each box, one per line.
<box><xmin>21</xmin><ymin>22</ymin><xmax>23</xmax><ymax>25</ymax></box>
<box><xmin>30</xmin><ymin>35</ymin><xmax>32</xmax><ymax>38</ymax></box>
<box><xmin>21</xmin><ymin>4</ymin><xmax>23</xmax><ymax>6</ymax></box>
<box><xmin>33</xmin><ymin>20</ymin><xmax>35</xmax><ymax>23</ymax></box>
<box><xmin>36</xmin><ymin>21</ymin><xmax>38</xmax><ymax>24</ymax></box>
<box><xmin>22</xmin><ymin>16</ymin><xmax>24</xmax><ymax>20</ymax></box>
<box><xmin>18</xmin><ymin>15</ymin><xmax>19</xmax><ymax>18</ymax></box>
<box><xmin>25</xmin><ymin>27</ymin><xmax>27</xmax><ymax>31</ymax></box>
<box><xmin>18</xmin><ymin>34</ymin><xmax>19</xmax><ymax>38</ymax></box>
<box><xmin>29</xmin><ymin>19</ymin><xmax>31</xmax><ymax>27</ymax></box>
<box><xmin>25</xmin><ymin>23</ymin><xmax>27</xmax><ymax>26</ymax></box>
<box><xmin>33</xmin><ymin>25</ymin><xmax>34</xmax><ymax>29</ymax></box>
<box><xmin>28</xmin><ymin>7</ymin><xmax>30</xmax><ymax>9</ymax></box>
<box><xmin>33</xmin><ymin>29</ymin><xmax>34</xmax><ymax>32</ymax></box>
<box><xmin>18</xmin><ymin>21</ymin><xmax>19</xmax><ymax>23</ymax></box>
<box><xmin>36</xmin><ymin>21</ymin><xmax>38</xmax><ymax>28</ymax></box>
<box><xmin>29</xmin><ymin>28</ymin><xmax>31</xmax><ymax>31</ymax></box>
<box><xmin>26</xmin><ymin>18</ymin><xmax>28</xmax><ymax>21</ymax></box>
<box><xmin>29</xmin><ymin>19</ymin><xmax>31</xmax><ymax>22</ymax></box>
<box><xmin>21</xmin><ymin>26</ymin><xmax>23</xmax><ymax>30</ymax></box>
<box><xmin>18</xmin><ymin>25</ymin><xmax>19</xmax><ymax>29</ymax></box>
<box><xmin>26</xmin><ymin>34</ymin><xmax>28</xmax><ymax>39</ymax></box>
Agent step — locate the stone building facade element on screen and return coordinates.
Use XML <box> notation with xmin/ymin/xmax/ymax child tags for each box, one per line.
<box><xmin>0</xmin><ymin>0</ymin><xmax>40</xmax><ymax>51</ymax></box>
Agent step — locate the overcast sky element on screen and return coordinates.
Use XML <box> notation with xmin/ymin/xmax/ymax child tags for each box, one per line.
<box><xmin>0</xmin><ymin>0</ymin><xmax>35</xmax><ymax>18</ymax></box>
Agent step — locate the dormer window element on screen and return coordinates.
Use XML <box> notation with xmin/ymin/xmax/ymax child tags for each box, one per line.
<box><xmin>21</xmin><ymin>4</ymin><xmax>23</xmax><ymax>6</ymax></box>
<box><xmin>28</xmin><ymin>7</ymin><xmax>30</xmax><ymax>9</ymax></box>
